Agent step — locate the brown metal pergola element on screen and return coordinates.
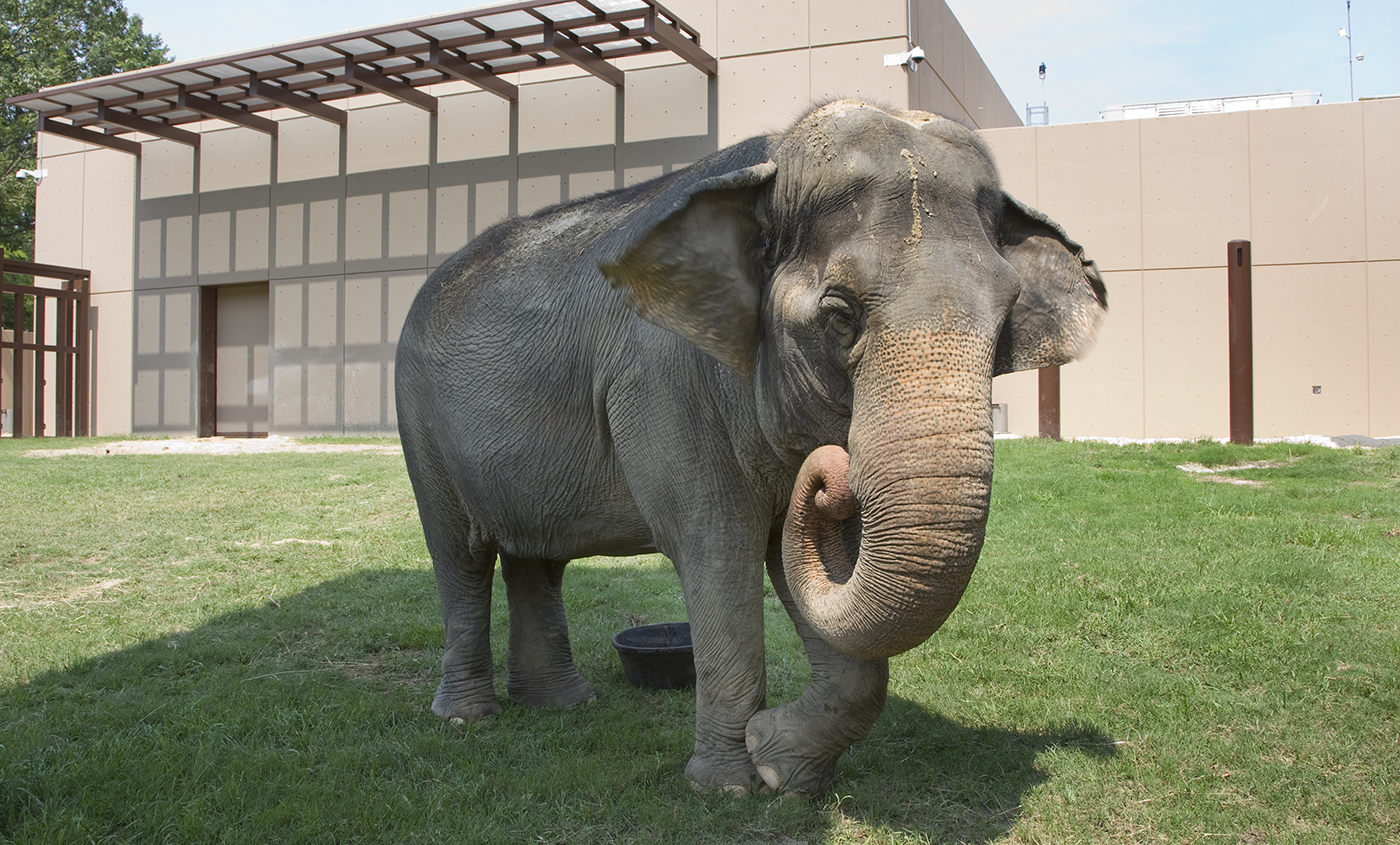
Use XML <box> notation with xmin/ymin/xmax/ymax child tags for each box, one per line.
<box><xmin>5</xmin><ymin>0</ymin><xmax>715</xmax><ymax>155</ymax></box>
<box><xmin>1</xmin><ymin>251</ymin><xmax>90</xmax><ymax>438</ymax></box>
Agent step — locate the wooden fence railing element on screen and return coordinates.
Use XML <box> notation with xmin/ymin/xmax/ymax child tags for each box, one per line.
<box><xmin>1</xmin><ymin>250</ymin><xmax>91</xmax><ymax>438</ymax></box>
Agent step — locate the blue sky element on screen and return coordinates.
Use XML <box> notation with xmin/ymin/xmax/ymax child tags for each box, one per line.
<box><xmin>125</xmin><ymin>0</ymin><xmax>1398</xmax><ymax>126</ymax></box>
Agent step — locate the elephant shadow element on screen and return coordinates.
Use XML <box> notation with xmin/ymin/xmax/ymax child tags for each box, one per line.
<box><xmin>828</xmin><ymin>695</ymin><xmax>1119</xmax><ymax>843</ymax></box>
<box><xmin>3</xmin><ymin>566</ymin><xmax>1116</xmax><ymax>842</ymax></box>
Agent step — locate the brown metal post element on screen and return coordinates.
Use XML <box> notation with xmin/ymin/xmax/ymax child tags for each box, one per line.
<box><xmin>198</xmin><ymin>286</ymin><xmax>218</xmax><ymax>438</ymax></box>
<box><xmin>1038</xmin><ymin>364</ymin><xmax>1061</xmax><ymax>440</ymax></box>
<box><xmin>74</xmin><ymin>275</ymin><xmax>89</xmax><ymax>437</ymax></box>
<box><xmin>34</xmin><ymin>293</ymin><xmax>46</xmax><ymax>437</ymax></box>
<box><xmin>1228</xmin><ymin>239</ymin><xmax>1254</xmax><ymax>445</ymax></box>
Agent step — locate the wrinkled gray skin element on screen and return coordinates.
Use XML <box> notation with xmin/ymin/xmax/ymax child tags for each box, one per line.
<box><xmin>395</xmin><ymin>101</ymin><xmax>1107</xmax><ymax>795</ymax></box>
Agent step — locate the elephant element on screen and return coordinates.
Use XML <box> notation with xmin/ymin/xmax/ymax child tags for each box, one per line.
<box><xmin>395</xmin><ymin>100</ymin><xmax>1107</xmax><ymax>795</ymax></box>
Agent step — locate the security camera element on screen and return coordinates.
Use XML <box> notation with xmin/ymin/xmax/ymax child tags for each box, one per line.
<box><xmin>883</xmin><ymin>46</ymin><xmax>926</xmax><ymax>71</ymax></box>
<box><xmin>15</xmin><ymin>168</ymin><xmax>47</xmax><ymax>182</ymax></box>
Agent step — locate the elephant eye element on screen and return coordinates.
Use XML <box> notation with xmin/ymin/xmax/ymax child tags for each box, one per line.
<box><xmin>820</xmin><ymin>293</ymin><xmax>861</xmax><ymax>349</ymax></box>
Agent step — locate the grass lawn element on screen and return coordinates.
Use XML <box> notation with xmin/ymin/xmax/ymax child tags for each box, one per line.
<box><xmin>1</xmin><ymin>435</ymin><xmax>1397</xmax><ymax>844</ymax></box>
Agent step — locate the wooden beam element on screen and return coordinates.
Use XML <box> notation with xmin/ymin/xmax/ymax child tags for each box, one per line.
<box><xmin>248</xmin><ymin>78</ymin><xmax>347</xmax><ymax>125</ymax></box>
<box><xmin>96</xmin><ymin>104</ymin><xmax>201</xmax><ymax>147</ymax></box>
<box><xmin>177</xmin><ymin>90</ymin><xmax>279</xmax><ymax>135</ymax></box>
<box><xmin>343</xmin><ymin>59</ymin><xmax>438</xmax><ymax>112</ymax></box>
<box><xmin>644</xmin><ymin>9</ymin><xmax>717</xmax><ymax>76</ymax></box>
<box><xmin>427</xmin><ymin>45</ymin><xmax>519</xmax><ymax>101</ymax></box>
<box><xmin>543</xmin><ymin>24</ymin><xmax>624</xmax><ymax>88</ymax></box>
<box><xmin>36</xmin><ymin>114</ymin><xmax>142</xmax><ymax>156</ymax></box>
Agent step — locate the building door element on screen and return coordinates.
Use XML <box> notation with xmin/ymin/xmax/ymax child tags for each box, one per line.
<box><xmin>201</xmin><ymin>283</ymin><xmax>269</xmax><ymax>437</ymax></box>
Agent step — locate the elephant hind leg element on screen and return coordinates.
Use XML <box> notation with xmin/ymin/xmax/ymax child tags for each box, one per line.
<box><xmin>745</xmin><ymin>553</ymin><xmax>889</xmax><ymax>795</ymax></box>
<box><xmin>500</xmin><ymin>556</ymin><xmax>596</xmax><ymax>710</ymax></box>
<box><xmin>429</xmin><ymin>531</ymin><xmax>502</xmax><ymax>723</ymax></box>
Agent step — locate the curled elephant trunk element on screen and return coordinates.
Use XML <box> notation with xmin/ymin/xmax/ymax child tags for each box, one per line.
<box><xmin>782</xmin><ymin>328</ymin><xmax>995</xmax><ymax>660</ymax></box>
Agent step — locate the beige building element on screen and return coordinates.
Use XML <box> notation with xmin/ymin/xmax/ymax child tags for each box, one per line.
<box><xmin>8</xmin><ymin>0</ymin><xmax>1398</xmax><ymax>439</ymax></box>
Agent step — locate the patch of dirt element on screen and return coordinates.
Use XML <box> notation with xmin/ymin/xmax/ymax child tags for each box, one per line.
<box><xmin>1177</xmin><ymin>460</ymin><xmax>1284</xmax><ymax>488</ymax></box>
<box><xmin>25</xmin><ymin>435</ymin><xmax>402</xmax><ymax>458</ymax></box>
<box><xmin>334</xmin><ymin>648</ymin><xmax>433</xmax><ymax>690</ymax></box>
<box><xmin>0</xmin><ymin>577</ymin><xmax>127</xmax><ymax>611</ymax></box>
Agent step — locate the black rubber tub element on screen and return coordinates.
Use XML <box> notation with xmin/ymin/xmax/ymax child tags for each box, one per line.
<box><xmin>612</xmin><ymin>622</ymin><xmax>696</xmax><ymax>690</ymax></box>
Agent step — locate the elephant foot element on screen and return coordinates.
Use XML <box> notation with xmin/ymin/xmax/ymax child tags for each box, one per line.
<box><xmin>508</xmin><ymin>673</ymin><xmax>597</xmax><ymax>710</ymax></box>
<box><xmin>684</xmin><ymin>747</ymin><xmax>764</xmax><ymax>795</ymax></box>
<box><xmin>744</xmin><ymin>704</ymin><xmax>844</xmax><ymax>795</ymax></box>
<box><xmin>432</xmin><ymin>679</ymin><xmax>502</xmax><ymax>723</ymax></box>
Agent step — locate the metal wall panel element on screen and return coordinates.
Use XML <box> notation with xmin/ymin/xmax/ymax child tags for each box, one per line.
<box><xmin>625</xmin><ymin>63</ymin><xmax>709</xmax><ymax>144</ymax></box>
<box><xmin>437</xmin><ymin>91</ymin><xmax>513</xmax><ymax>163</ymax></box>
<box><xmin>1249</xmin><ymin>103</ymin><xmax>1367</xmax><ymax>266</ymax></box>
<box><xmin>811</xmin><ymin>39</ymin><xmax>908</xmax><ymax>108</ymax></box>
<box><xmin>1252</xmin><ymin>262</ymin><xmax>1369</xmax><ymax>437</ymax></box>
<box><xmin>720</xmin><ymin>0</ymin><xmax>806</xmax><ymax>57</ymax></box>
<box><xmin>718</xmin><ymin>50</ymin><xmax>810</xmax><ymax>146</ymax></box>
<box><xmin>139</xmin><ymin>140</ymin><xmax>195</xmax><ymax>200</ymax></box>
<box><xmin>1140</xmin><ymin>113</ymin><xmax>1250</xmax><ymax>270</ymax></box>
<box><xmin>278</xmin><ymin>116</ymin><xmax>342</xmax><ymax>183</ymax></box>
<box><xmin>200</xmin><ymin>127</ymin><xmax>271</xmax><ymax>192</ymax></box>
<box><xmin>347</xmin><ymin>102</ymin><xmax>431</xmax><ymax>174</ymax></box>
<box><xmin>519</xmin><ymin>77</ymin><xmax>617</xmax><ymax>154</ymax></box>
<box><xmin>1363</xmin><ymin>98</ymin><xmax>1400</xmax><ymax>261</ymax></box>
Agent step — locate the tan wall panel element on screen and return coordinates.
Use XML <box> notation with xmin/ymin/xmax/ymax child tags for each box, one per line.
<box><xmin>140</xmin><ymin>140</ymin><xmax>195</xmax><ymax>200</ymax></box>
<box><xmin>1249</xmin><ymin>104</ymin><xmax>1366</xmax><ymax>266</ymax></box>
<box><xmin>133</xmin><ymin>288</ymin><xmax>196</xmax><ymax>433</ymax></box>
<box><xmin>1035</xmin><ymin>120</ymin><xmax>1142</xmax><ymax>272</ymax></box>
<box><xmin>200</xmin><ymin>127</ymin><xmax>271</xmax><ymax>192</ymax></box>
<box><xmin>438</xmin><ymin>91</ymin><xmax>513</xmax><ymax>162</ymax></box>
<box><xmin>811</xmin><ymin>0</ymin><xmax>903</xmax><ymax>45</ymax></box>
<box><xmin>435</xmin><ymin>184</ymin><xmax>470</xmax><ymax>258</ymax></box>
<box><xmin>979</xmin><ymin>126</ymin><xmax>1037</xmax><ymax>205</ymax></box>
<box><xmin>719</xmin><ymin>50</ymin><xmax>810</xmax><ymax>146</ymax></box>
<box><xmin>34</xmin><ymin>153</ymin><xmax>85</xmax><ymax>265</ymax></box>
<box><xmin>1252</xmin><ymin>263</ymin><xmax>1369</xmax><ymax>436</ymax></box>
<box><xmin>518</xmin><ymin>174</ymin><xmax>562</xmax><ymax>216</ymax></box>
<box><xmin>388</xmin><ymin>188</ymin><xmax>428</xmax><ymax>258</ymax></box>
<box><xmin>1061</xmin><ymin>269</ymin><xmax>1144</xmax><ymax>439</ymax></box>
<box><xmin>1140</xmin><ymin>113</ymin><xmax>1250</xmax><ymax>270</ymax></box>
<box><xmin>520</xmin><ymin>77</ymin><xmax>617</xmax><ymax>154</ymax></box>
<box><xmin>278</xmin><ymin>117</ymin><xmax>342</xmax><ymax>182</ymax></box>
<box><xmin>345</xmin><ymin>195</ymin><xmax>383</xmax><ymax>262</ymax></box>
<box><xmin>1369</xmin><ymin>261</ymin><xmax>1400</xmax><ymax>434</ymax></box>
<box><xmin>270</xmin><ymin>277</ymin><xmax>341</xmax><ymax>432</ymax></box>
<box><xmin>88</xmin><ymin>290</ymin><xmax>133</xmax><ymax>435</ymax></box>
<box><xmin>347</xmin><ymin>103</ymin><xmax>430</xmax><ymax>174</ymax></box>
<box><xmin>1142</xmin><ymin>268</ymin><xmax>1228</xmax><ymax>438</ymax></box>
<box><xmin>38</xmin><ymin>132</ymin><xmax>91</xmax><ymax>157</ymax></box>
<box><xmin>234</xmin><ymin>206</ymin><xmax>270</xmax><ymax>272</ymax></box>
<box><xmin>721</xmin><ymin>0</ymin><xmax>806</xmax><ymax>57</ymax></box>
<box><xmin>80</xmin><ymin>150</ymin><xmax>137</xmax><ymax>295</ymax></box>
<box><xmin>625</xmin><ymin>63</ymin><xmax>710</xmax><ymax>143</ymax></box>
<box><xmin>1363</xmin><ymin>98</ymin><xmax>1400</xmax><ymax>261</ymax></box>
<box><xmin>990</xmin><ymin>369</ymin><xmax>1038</xmax><ymax>436</ymax></box>
<box><xmin>199</xmin><ymin>210</ymin><xmax>231</xmax><ymax>275</ymax></box>
<box><xmin>810</xmin><ymin>39</ymin><xmax>908</xmax><ymax>108</ymax></box>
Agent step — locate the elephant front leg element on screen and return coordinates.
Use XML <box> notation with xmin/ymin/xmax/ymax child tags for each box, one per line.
<box><xmin>678</xmin><ymin>550</ymin><xmax>769</xmax><ymax>794</ymax></box>
<box><xmin>745</xmin><ymin>555</ymin><xmax>889</xmax><ymax>795</ymax></box>
<box><xmin>500</xmin><ymin>555</ymin><xmax>596</xmax><ymax>709</ymax></box>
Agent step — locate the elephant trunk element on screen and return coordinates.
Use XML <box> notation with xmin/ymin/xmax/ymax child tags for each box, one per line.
<box><xmin>782</xmin><ymin>327</ymin><xmax>995</xmax><ymax>660</ymax></box>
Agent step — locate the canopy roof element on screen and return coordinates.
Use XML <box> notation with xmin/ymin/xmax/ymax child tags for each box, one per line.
<box><xmin>6</xmin><ymin>0</ymin><xmax>714</xmax><ymax>155</ymax></box>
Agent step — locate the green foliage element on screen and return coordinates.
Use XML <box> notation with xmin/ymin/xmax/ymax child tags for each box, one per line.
<box><xmin>1</xmin><ymin>437</ymin><xmax>1398</xmax><ymax>843</ymax></box>
<box><xmin>0</xmin><ymin>0</ymin><xmax>170</xmax><ymax>263</ymax></box>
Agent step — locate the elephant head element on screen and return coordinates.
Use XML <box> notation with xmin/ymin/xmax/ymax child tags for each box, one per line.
<box><xmin>603</xmin><ymin>101</ymin><xmax>1106</xmax><ymax>660</ymax></box>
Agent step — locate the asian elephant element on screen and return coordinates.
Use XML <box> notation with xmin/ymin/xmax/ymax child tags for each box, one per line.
<box><xmin>395</xmin><ymin>100</ymin><xmax>1107</xmax><ymax>795</ymax></box>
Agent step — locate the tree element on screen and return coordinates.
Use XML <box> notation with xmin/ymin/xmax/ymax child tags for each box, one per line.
<box><xmin>1</xmin><ymin>0</ymin><xmax>169</xmax><ymax>328</ymax></box>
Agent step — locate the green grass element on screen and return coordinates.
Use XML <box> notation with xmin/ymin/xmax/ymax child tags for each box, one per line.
<box><xmin>2</xmin><ymin>436</ymin><xmax>1398</xmax><ymax>843</ymax></box>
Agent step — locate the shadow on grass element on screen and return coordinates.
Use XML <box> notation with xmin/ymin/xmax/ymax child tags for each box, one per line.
<box><xmin>3</xmin><ymin>564</ymin><xmax>1117</xmax><ymax>843</ymax></box>
<box><xmin>838</xmin><ymin>696</ymin><xmax>1119</xmax><ymax>842</ymax></box>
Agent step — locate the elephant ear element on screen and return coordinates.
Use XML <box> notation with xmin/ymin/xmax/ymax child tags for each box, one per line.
<box><xmin>600</xmin><ymin>162</ymin><xmax>777</xmax><ymax>376</ymax></box>
<box><xmin>993</xmin><ymin>194</ymin><xmax>1109</xmax><ymax>375</ymax></box>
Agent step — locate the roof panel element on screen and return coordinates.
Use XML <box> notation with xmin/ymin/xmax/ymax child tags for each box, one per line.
<box><xmin>6</xmin><ymin>0</ymin><xmax>715</xmax><ymax>147</ymax></box>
